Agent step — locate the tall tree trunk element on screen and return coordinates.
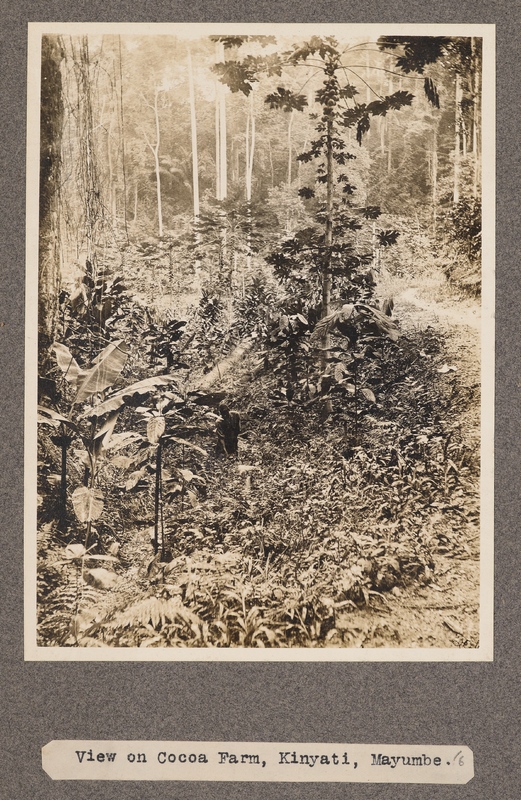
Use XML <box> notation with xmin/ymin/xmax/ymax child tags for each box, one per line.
<box><xmin>268</xmin><ymin>139</ymin><xmax>275</xmax><ymax>187</ymax></box>
<box><xmin>431</xmin><ymin>125</ymin><xmax>438</xmax><ymax>237</ymax></box>
<box><xmin>213</xmin><ymin>41</ymin><xmax>228</xmax><ymax>285</ymax></box>
<box><xmin>107</xmin><ymin>113</ymin><xmax>117</xmax><ymax>226</ymax></box>
<box><xmin>118</xmin><ymin>36</ymin><xmax>129</xmax><ymax>243</ymax></box>
<box><xmin>39</xmin><ymin>35</ymin><xmax>65</xmax><ymax>366</ymax></box>
<box><xmin>214</xmin><ymin>40</ymin><xmax>227</xmax><ymax>201</ymax></box>
<box><xmin>320</xmin><ymin>115</ymin><xmax>334</xmax><ymax>415</ymax></box>
<box><xmin>365</xmin><ymin>50</ymin><xmax>371</xmax><ymax>103</ymax></box>
<box><xmin>187</xmin><ymin>47</ymin><xmax>200</xmax><ymax>279</ymax></box>
<box><xmin>215</xmin><ymin>79</ymin><xmax>220</xmax><ymax>198</ymax></box>
<box><xmin>187</xmin><ymin>48</ymin><xmax>199</xmax><ymax>219</ymax></box>
<box><xmin>245</xmin><ymin>89</ymin><xmax>255</xmax><ymax>277</ymax></box>
<box><xmin>133</xmin><ymin>182</ymin><xmax>138</xmax><ymax>226</ymax></box>
<box><xmin>387</xmin><ymin>74</ymin><xmax>393</xmax><ymax>175</ymax></box>
<box><xmin>245</xmin><ymin>90</ymin><xmax>255</xmax><ymax>203</ymax></box>
<box><xmin>144</xmin><ymin>87</ymin><xmax>163</xmax><ymax>238</ymax></box>
<box><xmin>287</xmin><ymin>109</ymin><xmax>294</xmax><ymax>186</ymax></box>
<box><xmin>453</xmin><ymin>73</ymin><xmax>462</xmax><ymax>205</ymax></box>
<box><xmin>219</xmin><ymin>79</ymin><xmax>227</xmax><ymax>200</ymax></box>
<box><xmin>75</xmin><ymin>36</ymin><xmax>103</xmax><ymax>266</ymax></box>
<box><xmin>471</xmin><ymin>37</ymin><xmax>481</xmax><ymax>199</ymax></box>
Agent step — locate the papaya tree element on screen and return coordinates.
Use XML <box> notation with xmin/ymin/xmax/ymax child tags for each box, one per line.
<box><xmin>38</xmin><ymin>339</ymin><xmax>177</xmax><ymax>541</ymax></box>
<box><xmin>214</xmin><ymin>36</ymin><xmax>415</xmax><ymax>338</ymax></box>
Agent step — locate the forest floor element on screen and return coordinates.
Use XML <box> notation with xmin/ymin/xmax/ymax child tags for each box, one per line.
<box><xmin>38</xmin><ymin>263</ymin><xmax>484</xmax><ymax>650</ymax></box>
<box><xmin>186</xmin><ymin>267</ymin><xmax>483</xmax><ymax>650</ymax></box>
<box><xmin>342</xmin><ymin>270</ymin><xmax>481</xmax><ymax>648</ymax></box>
<box><xmin>216</xmin><ymin>267</ymin><xmax>482</xmax><ymax>650</ymax></box>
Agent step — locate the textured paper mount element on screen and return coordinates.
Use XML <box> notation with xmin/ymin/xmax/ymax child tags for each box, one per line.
<box><xmin>25</xmin><ymin>22</ymin><xmax>495</xmax><ymax>662</ymax></box>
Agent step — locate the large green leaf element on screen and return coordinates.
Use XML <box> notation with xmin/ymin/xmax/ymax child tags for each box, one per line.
<box><xmin>37</xmin><ymin>405</ymin><xmax>79</xmax><ymax>433</ymax></box>
<box><xmin>168</xmin><ymin>436</ymin><xmax>208</xmax><ymax>457</ymax></box>
<box><xmin>90</xmin><ymin>410</ymin><xmax>120</xmax><ymax>458</ymax></box>
<box><xmin>105</xmin><ymin>432</ymin><xmax>143</xmax><ymax>452</ymax></box>
<box><xmin>83</xmin><ymin>375</ymin><xmax>176</xmax><ymax>418</ymax></box>
<box><xmin>74</xmin><ymin>341</ymin><xmax>130</xmax><ymax>405</ymax></box>
<box><xmin>71</xmin><ymin>486</ymin><xmax>105</xmax><ymax>523</ymax></box>
<box><xmin>147</xmin><ymin>415</ymin><xmax>165</xmax><ymax>444</ymax></box>
<box><xmin>52</xmin><ymin>343</ymin><xmax>85</xmax><ymax>386</ymax></box>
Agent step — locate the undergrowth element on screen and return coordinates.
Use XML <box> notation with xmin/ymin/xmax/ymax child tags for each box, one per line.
<box><xmin>37</xmin><ymin>323</ymin><xmax>479</xmax><ymax>648</ymax></box>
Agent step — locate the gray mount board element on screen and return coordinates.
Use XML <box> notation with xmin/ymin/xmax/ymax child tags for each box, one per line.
<box><xmin>1</xmin><ymin>1</ymin><xmax>519</xmax><ymax>799</ymax></box>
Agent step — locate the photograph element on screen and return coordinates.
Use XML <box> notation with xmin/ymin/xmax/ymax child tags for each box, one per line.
<box><xmin>26</xmin><ymin>23</ymin><xmax>494</xmax><ymax>659</ymax></box>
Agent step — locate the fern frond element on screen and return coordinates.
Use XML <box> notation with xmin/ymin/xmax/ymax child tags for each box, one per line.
<box><xmin>104</xmin><ymin>595</ymin><xmax>202</xmax><ymax>632</ymax></box>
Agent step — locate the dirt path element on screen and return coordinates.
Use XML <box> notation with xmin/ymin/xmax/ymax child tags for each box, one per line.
<box><xmin>353</xmin><ymin>273</ymin><xmax>483</xmax><ymax>650</ymax></box>
<box><xmin>397</xmin><ymin>286</ymin><xmax>481</xmax><ymax>330</ymax></box>
<box><xmin>334</xmin><ymin>552</ymin><xmax>480</xmax><ymax>649</ymax></box>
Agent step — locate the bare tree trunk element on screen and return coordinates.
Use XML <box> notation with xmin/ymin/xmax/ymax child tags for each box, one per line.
<box><xmin>365</xmin><ymin>50</ymin><xmax>371</xmax><ymax>103</ymax></box>
<box><xmin>387</xmin><ymin>74</ymin><xmax>393</xmax><ymax>175</ymax></box>
<box><xmin>118</xmin><ymin>36</ymin><xmax>129</xmax><ymax>244</ymax></box>
<box><xmin>431</xmin><ymin>125</ymin><xmax>438</xmax><ymax>237</ymax></box>
<box><xmin>144</xmin><ymin>87</ymin><xmax>163</xmax><ymax>238</ymax></box>
<box><xmin>245</xmin><ymin>89</ymin><xmax>255</xmax><ymax>276</ymax></box>
<box><xmin>320</xmin><ymin>115</ymin><xmax>334</xmax><ymax>415</ymax></box>
<box><xmin>287</xmin><ymin>109</ymin><xmax>294</xmax><ymax>186</ymax></box>
<box><xmin>268</xmin><ymin>139</ymin><xmax>274</xmax><ymax>187</ymax></box>
<box><xmin>188</xmin><ymin>47</ymin><xmax>200</xmax><ymax>279</ymax></box>
<box><xmin>215</xmin><ymin>80</ymin><xmax>220</xmax><ymax>198</ymax></box>
<box><xmin>107</xmin><ymin>113</ymin><xmax>117</xmax><ymax>226</ymax></box>
<box><xmin>453</xmin><ymin>73</ymin><xmax>462</xmax><ymax>205</ymax></box>
<box><xmin>39</xmin><ymin>35</ymin><xmax>65</xmax><ymax>365</ymax></box>
<box><xmin>187</xmin><ymin>48</ymin><xmax>199</xmax><ymax>219</ymax></box>
<box><xmin>245</xmin><ymin>90</ymin><xmax>255</xmax><ymax>202</ymax></box>
<box><xmin>219</xmin><ymin>81</ymin><xmax>227</xmax><ymax>200</ymax></box>
<box><xmin>133</xmin><ymin>182</ymin><xmax>138</xmax><ymax>226</ymax></box>
<box><xmin>214</xmin><ymin>40</ymin><xmax>227</xmax><ymax>201</ymax></box>
<box><xmin>471</xmin><ymin>37</ymin><xmax>481</xmax><ymax>199</ymax></box>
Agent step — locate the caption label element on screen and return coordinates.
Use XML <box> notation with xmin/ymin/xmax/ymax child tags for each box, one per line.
<box><xmin>42</xmin><ymin>740</ymin><xmax>473</xmax><ymax>783</ymax></box>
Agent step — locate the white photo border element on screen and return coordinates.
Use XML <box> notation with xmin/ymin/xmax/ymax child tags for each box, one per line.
<box><xmin>25</xmin><ymin>21</ymin><xmax>495</xmax><ymax>661</ymax></box>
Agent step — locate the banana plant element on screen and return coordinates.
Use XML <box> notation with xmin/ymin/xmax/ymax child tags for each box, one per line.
<box><xmin>38</xmin><ymin>340</ymin><xmax>177</xmax><ymax>541</ymax></box>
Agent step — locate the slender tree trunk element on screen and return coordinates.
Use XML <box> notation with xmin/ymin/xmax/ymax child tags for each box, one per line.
<box><xmin>154</xmin><ymin>89</ymin><xmax>163</xmax><ymax>237</ymax></box>
<box><xmin>387</xmin><ymin>74</ymin><xmax>393</xmax><ymax>175</ymax></box>
<box><xmin>471</xmin><ymin>37</ymin><xmax>481</xmax><ymax>198</ymax></box>
<box><xmin>365</xmin><ymin>50</ymin><xmax>371</xmax><ymax>103</ymax></box>
<box><xmin>245</xmin><ymin>90</ymin><xmax>255</xmax><ymax>202</ymax></box>
<box><xmin>214</xmin><ymin>41</ymin><xmax>227</xmax><ymax>201</ymax></box>
<box><xmin>321</xmin><ymin>115</ymin><xmax>334</xmax><ymax>415</ymax></box>
<box><xmin>219</xmin><ymin>81</ymin><xmax>227</xmax><ymax>200</ymax></box>
<box><xmin>118</xmin><ymin>36</ymin><xmax>129</xmax><ymax>243</ymax></box>
<box><xmin>431</xmin><ymin>125</ymin><xmax>438</xmax><ymax>237</ymax></box>
<box><xmin>268</xmin><ymin>139</ymin><xmax>275</xmax><ymax>187</ymax></box>
<box><xmin>453</xmin><ymin>73</ymin><xmax>462</xmax><ymax>205</ymax></box>
<box><xmin>144</xmin><ymin>87</ymin><xmax>163</xmax><ymax>237</ymax></box>
<box><xmin>245</xmin><ymin>89</ymin><xmax>255</xmax><ymax>276</ymax></box>
<box><xmin>215</xmin><ymin>80</ymin><xmax>220</xmax><ymax>198</ymax></box>
<box><xmin>213</xmin><ymin>41</ymin><xmax>228</xmax><ymax>285</ymax></box>
<box><xmin>133</xmin><ymin>182</ymin><xmax>138</xmax><ymax>225</ymax></box>
<box><xmin>153</xmin><ymin>442</ymin><xmax>162</xmax><ymax>555</ymax></box>
<box><xmin>287</xmin><ymin>109</ymin><xmax>294</xmax><ymax>186</ymax></box>
<box><xmin>107</xmin><ymin>114</ymin><xmax>117</xmax><ymax>226</ymax></box>
<box><xmin>187</xmin><ymin>48</ymin><xmax>199</xmax><ymax>219</ymax></box>
<box><xmin>188</xmin><ymin>47</ymin><xmax>201</xmax><ymax>280</ymax></box>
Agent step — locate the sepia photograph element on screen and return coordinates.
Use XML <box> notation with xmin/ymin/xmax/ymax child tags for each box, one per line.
<box><xmin>26</xmin><ymin>23</ymin><xmax>494</xmax><ymax>659</ymax></box>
